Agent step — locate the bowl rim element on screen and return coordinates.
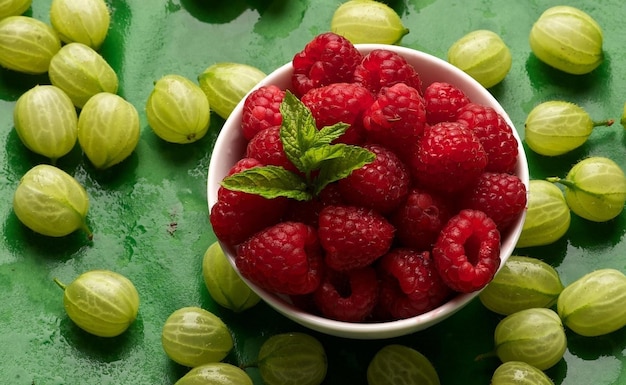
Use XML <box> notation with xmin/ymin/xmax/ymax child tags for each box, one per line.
<box><xmin>207</xmin><ymin>44</ymin><xmax>529</xmax><ymax>339</ymax></box>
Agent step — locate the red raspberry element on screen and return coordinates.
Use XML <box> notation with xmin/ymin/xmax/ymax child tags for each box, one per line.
<box><xmin>241</xmin><ymin>85</ymin><xmax>285</xmax><ymax>141</ymax></box>
<box><xmin>318</xmin><ymin>205</ymin><xmax>394</xmax><ymax>271</ymax></box>
<box><xmin>376</xmin><ymin>248</ymin><xmax>452</xmax><ymax>320</ymax></box>
<box><xmin>391</xmin><ymin>188</ymin><xmax>455</xmax><ymax>252</ymax></box>
<box><xmin>353</xmin><ymin>49</ymin><xmax>423</xmax><ymax>95</ymax></box>
<box><xmin>301</xmin><ymin>82</ymin><xmax>374</xmax><ymax>144</ymax></box>
<box><xmin>313</xmin><ymin>267</ymin><xmax>379</xmax><ymax>322</ymax></box>
<box><xmin>210</xmin><ymin>158</ymin><xmax>288</xmax><ymax>246</ymax></box>
<box><xmin>362</xmin><ymin>83</ymin><xmax>427</xmax><ymax>152</ymax></box>
<box><xmin>338</xmin><ymin>144</ymin><xmax>411</xmax><ymax>214</ymax></box>
<box><xmin>456</xmin><ymin>103</ymin><xmax>519</xmax><ymax>173</ymax></box>
<box><xmin>432</xmin><ymin>209</ymin><xmax>501</xmax><ymax>293</ymax></box>
<box><xmin>245</xmin><ymin>125</ymin><xmax>298</xmax><ymax>173</ymax></box>
<box><xmin>236</xmin><ymin>221</ymin><xmax>323</xmax><ymax>295</ymax></box>
<box><xmin>410</xmin><ymin>121</ymin><xmax>487</xmax><ymax>194</ymax></box>
<box><xmin>423</xmin><ymin>81</ymin><xmax>470</xmax><ymax>125</ymax></box>
<box><xmin>291</xmin><ymin>32</ymin><xmax>363</xmax><ymax>97</ymax></box>
<box><xmin>461</xmin><ymin>172</ymin><xmax>527</xmax><ymax>231</ymax></box>
<box><xmin>284</xmin><ymin>183</ymin><xmax>344</xmax><ymax>227</ymax></box>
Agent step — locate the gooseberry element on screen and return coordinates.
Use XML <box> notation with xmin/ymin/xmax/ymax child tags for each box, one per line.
<box><xmin>146</xmin><ymin>74</ymin><xmax>211</xmax><ymax>144</ymax></box>
<box><xmin>548</xmin><ymin>156</ymin><xmax>626</xmax><ymax>222</ymax></box>
<box><xmin>516</xmin><ymin>180</ymin><xmax>570</xmax><ymax>248</ymax></box>
<box><xmin>524</xmin><ymin>101</ymin><xmax>613</xmax><ymax>156</ymax></box>
<box><xmin>202</xmin><ymin>241</ymin><xmax>260</xmax><ymax>312</ymax></box>
<box><xmin>0</xmin><ymin>0</ymin><xmax>31</xmax><ymax>19</ymax></box>
<box><xmin>367</xmin><ymin>344</ymin><xmax>440</xmax><ymax>385</ymax></box>
<box><xmin>174</xmin><ymin>362</ymin><xmax>253</xmax><ymax>385</ymax></box>
<box><xmin>13</xmin><ymin>164</ymin><xmax>91</xmax><ymax>239</ymax></box>
<box><xmin>447</xmin><ymin>29</ymin><xmax>511</xmax><ymax>88</ymax></box>
<box><xmin>13</xmin><ymin>85</ymin><xmax>78</xmax><ymax>163</ymax></box>
<box><xmin>54</xmin><ymin>269</ymin><xmax>140</xmax><ymax>337</ymax></box>
<box><xmin>557</xmin><ymin>268</ymin><xmax>626</xmax><ymax>337</ymax></box>
<box><xmin>48</xmin><ymin>42</ymin><xmax>119</xmax><ymax>108</ymax></box>
<box><xmin>330</xmin><ymin>0</ymin><xmax>409</xmax><ymax>45</ymax></box>
<box><xmin>0</xmin><ymin>15</ymin><xmax>61</xmax><ymax>74</ymax></box>
<box><xmin>479</xmin><ymin>256</ymin><xmax>564</xmax><ymax>315</ymax></box>
<box><xmin>257</xmin><ymin>332</ymin><xmax>327</xmax><ymax>385</ymax></box>
<box><xmin>494</xmin><ymin>308</ymin><xmax>567</xmax><ymax>370</ymax></box>
<box><xmin>198</xmin><ymin>62</ymin><xmax>266</xmax><ymax>120</ymax></box>
<box><xmin>161</xmin><ymin>307</ymin><xmax>234</xmax><ymax>368</ymax></box>
<box><xmin>49</xmin><ymin>0</ymin><xmax>110</xmax><ymax>50</ymax></box>
<box><xmin>491</xmin><ymin>361</ymin><xmax>555</xmax><ymax>385</ymax></box>
<box><xmin>77</xmin><ymin>92</ymin><xmax>140</xmax><ymax>169</ymax></box>
<box><xmin>529</xmin><ymin>5</ymin><xmax>603</xmax><ymax>75</ymax></box>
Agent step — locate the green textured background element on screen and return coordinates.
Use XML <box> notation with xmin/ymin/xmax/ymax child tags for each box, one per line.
<box><xmin>1</xmin><ymin>0</ymin><xmax>626</xmax><ymax>384</ymax></box>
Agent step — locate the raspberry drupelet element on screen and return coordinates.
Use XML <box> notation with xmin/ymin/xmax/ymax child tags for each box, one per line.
<box><xmin>241</xmin><ymin>85</ymin><xmax>285</xmax><ymax>141</ymax></box>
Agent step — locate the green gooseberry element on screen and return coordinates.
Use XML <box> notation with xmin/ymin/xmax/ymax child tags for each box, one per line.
<box><xmin>54</xmin><ymin>269</ymin><xmax>140</xmax><ymax>337</ymax></box>
<box><xmin>77</xmin><ymin>92</ymin><xmax>140</xmax><ymax>169</ymax></box>
<box><xmin>330</xmin><ymin>0</ymin><xmax>409</xmax><ymax>45</ymax></box>
<box><xmin>491</xmin><ymin>361</ymin><xmax>555</xmax><ymax>385</ymax></box>
<box><xmin>13</xmin><ymin>164</ymin><xmax>91</xmax><ymax>239</ymax></box>
<box><xmin>0</xmin><ymin>0</ymin><xmax>32</xmax><ymax>20</ymax></box>
<box><xmin>161</xmin><ymin>307</ymin><xmax>234</xmax><ymax>368</ymax></box>
<box><xmin>367</xmin><ymin>344</ymin><xmax>440</xmax><ymax>385</ymax></box>
<box><xmin>202</xmin><ymin>241</ymin><xmax>260</xmax><ymax>312</ymax></box>
<box><xmin>174</xmin><ymin>362</ymin><xmax>253</xmax><ymax>385</ymax></box>
<box><xmin>0</xmin><ymin>15</ymin><xmax>61</xmax><ymax>74</ymax></box>
<box><xmin>146</xmin><ymin>74</ymin><xmax>211</xmax><ymax>144</ymax></box>
<box><xmin>198</xmin><ymin>62</ymin><xmax>266</xmax><ymax>120</ymax></box>
<box><xmin>49</xmin><ymin>0</ymin><xmax>110</xmax><ymax>50</ymax></box>
<box><xmin>48</xmin><ymin>42</ymin><xmax>118</xmax><ymax>108</ymax></box>
<box><xmin>13</xmin><ymin>85</ymin><xmax>78</xmax><ymax>163</ymax></box>
<box><xmin>557</xmin><ymin>268</ymin><xmax>626</xmax><ymax>337</ymax></box>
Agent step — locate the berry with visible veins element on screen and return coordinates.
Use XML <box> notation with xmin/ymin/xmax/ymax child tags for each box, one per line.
<box><xmin>301</xmin><ymin>82</ymin><xmax>374</xmax><ymax>144</ymax></box>
<box><xmin>461</xmin><ymin>172</ymin><xmax>527</xmax><ymax>231</ymax></box>
<box><xmin>245</xmin><ymin>125</ymin><xmax>298</xmax><ymax>173</ymax></box>
<box><xmin>353</xmin><ymin>49</ymin><xmax>422</xmax><ymax>95</ymax></box>
<box><xmin>410</xmin><ymin>121</ymin><xmax>487</xmax><ymax>194</ymax></box>
<box><xmin>313</xmin><ymin>267</ymin><xmax>379</xmax><ymax>322</ymax></box>
<box><xmin>236</xmin><ymin>221</ymin><xmax>323</xmax><ymax>295</ymax></box>
<box><xmin>318</xmin><ymin>205</ymin><xmax>394</xmax><ymax>271</ymax></box>
<box><xmin>338</xmin><ymin>144</ymin><xmax>411</xmax><ymax>214</ymax></box>
<box><xmin>377</xmin><ymin>248</ymin><xmax>452</xmax><ymax>319</ymax></box>
<box><xmin>241</xmin><ymin>85</ymin><xmax>285</xmax><ymax>141</ymax></box>
<box><xmin>423</xmin><ymin>81</ymin><xmax>470</xmax><ymax>125</ymax></box>
<box><xmin>291</xmin><ymin>32</ymin><xmax>362</xmax><ymax>97</ymax></box>
<box><xmin>432</xmin><ymin>209</ymin><xmax>501</xmax><ymax>293</ymax></box>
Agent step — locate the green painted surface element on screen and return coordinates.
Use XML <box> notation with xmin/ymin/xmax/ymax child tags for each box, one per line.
<box><xmin>1</xmin><ymin>0</ymin><xmax>626</xmax><ymax>384</ymax></box>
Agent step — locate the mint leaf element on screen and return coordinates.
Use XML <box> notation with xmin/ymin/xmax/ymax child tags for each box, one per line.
<box><xmin>313</xmin><ymin>145</ymin><xmax>376</xmax><ymax>195</ymax></box>
<box><xmin>314</xmin><ymin>122</ymin><xmax>349</xmax><ymax>146</ymax></box>
<box><xmin>221</xmin><ymin>165</ymin><xmax>312</xmax><ymax>201</ymax></box>
<box><xmin>300</xmin><ymin>145</ymin><xmax>345</xmax><ymax>172</ymax></box>
<box><xmin>279</xmin><ymin>91</ymin><xmax>318</xmax><ymax>172</ymax></box>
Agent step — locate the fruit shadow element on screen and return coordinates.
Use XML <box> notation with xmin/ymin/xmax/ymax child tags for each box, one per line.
<box><xmin>565</xmin><ymin>327</ymin><xmax>626</xmax><ymax>361</ymax></box>
<box><xmin>180</xmin><ymin>0</ymin><xmax>278</xmax><ymax>23</ymax></box>
<box><xmin>0</xmin><ymin>68</ymin><xmax>49</xmax><ymax>102</ymax></box>
<box><xmin>514</xmin><ymin>236</ymin><xmax>569</xmax><ymax>267</ymax></box>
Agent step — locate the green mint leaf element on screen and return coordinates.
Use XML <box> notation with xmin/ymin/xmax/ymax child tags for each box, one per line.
<box><xmin>220</xmin><ymin>165</ymin><xmax>312</xmax><ymax>201</ymax></box>
<box><xmin>313</xmin><ymin>145</ymin><xmax>376</xmax><ymax>195</ymax></box>
<box><xmin>300</xmin><ymin>145</ymin><xmax>345</xmax><ymax>172</ymax></box>
<box><xmin>279</xmin><ymin>91</ymin><xmax>318</xmax><ymax>172</ymax></box>
<box><xmin>314</xmin><ymin>122</ymin><xmax>350</xmax><ymax>146</ymax></box>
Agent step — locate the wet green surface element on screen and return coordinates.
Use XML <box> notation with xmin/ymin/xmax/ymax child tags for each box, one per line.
<box><xmin>1</xmin><ymin>0</ymin><xmax>626</xmax><ymax>384</ymax></box>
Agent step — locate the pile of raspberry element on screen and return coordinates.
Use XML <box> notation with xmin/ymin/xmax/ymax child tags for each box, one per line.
<box><xmin>210</xmin><ymin>32</ymin><xmax>527</xmax><ymax>323</ymax></box>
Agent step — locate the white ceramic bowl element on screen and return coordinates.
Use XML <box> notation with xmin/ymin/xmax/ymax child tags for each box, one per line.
<box><xmin>207</xmin><ymin>44</ymin><xmax>529</xmax><ymax>340</ymax></box>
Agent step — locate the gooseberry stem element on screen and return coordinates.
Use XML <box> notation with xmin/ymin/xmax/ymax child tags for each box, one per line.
<box><xmin>547</xmin><ymin>176</ymin><xmax>577</xmax><ymax>190</ymax></box>
<box><xmin>593</xmin><ymin>119</ymin><xmax>614</xmax><ymax>127</ymax></box>
<box><xmin>82</xmin><ymin>222</ymin><xmax>93</xmax><ymax>241</ymax></box>
<box><xmin>474</xmin><ymin>350</ymin><xmax>497</xmax><ymax>361</ymax></box>
<box><xmin>53</xmin><ymin>278</ymin><xmax>66</xmax><ymax>290</ymax></box>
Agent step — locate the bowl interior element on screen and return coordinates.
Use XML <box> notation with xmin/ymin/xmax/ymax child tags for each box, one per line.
<box><xmin>207</xmin><ymin>44</ymin><xmax>529</xmax><ymax>339</ymax></box>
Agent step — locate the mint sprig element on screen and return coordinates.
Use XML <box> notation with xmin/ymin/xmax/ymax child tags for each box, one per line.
<box><xmin>220</xmin><ymin>90</ymin><xmax>375</xmax><ymax>201</ymax></box>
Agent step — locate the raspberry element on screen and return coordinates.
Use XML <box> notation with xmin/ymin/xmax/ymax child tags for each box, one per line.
<box><xmin>432</xmin><ymin>209</ymin><xmax>501</xmax><ymax>293</ymax></box>
<box><xmin>236</xmin><ymin>221</ymin><xmax>323</xmax><ymax>295</ymax></box>
<box><xmin>241</xmin><ymin>85</ymin><xmax>285</xmax><ymax>141</ymax></box>
<box><xmin>338</xmin><ymin>144</ymin><xmax>411</xmax><ymax>214</ymax></box>
<box><xmin>318</xmin><ymin>205</ymin><xmax>394</xmax><ymax>271</ymax></box>
<box><xmin>391</xmin><ymin>188</ymin><xmax>455</xmax><ymax>251</ymax></box>
<box><xmin>313</xmin><ymin>267</ymin><xmax>379</xmax><ymax>322</ymax></box>
<box><xmin>245</xmin><ymin>125</ymin><xmax>298</xmax><ymax>173</ymax></box>
<box><xmin>362</xmin><ymin>83</ymin><xmax>427</xmax><ymax>151</ymax></box>
<box><xmin>410</xmin><ymin>121</ymin><xmax>487</xmax><ymax>194</ymax></box>
<box><xmin>376</xmin><ymin>248</ymin><xmax>452</xmax><ymax>320</ymax></box>
<box><xmin>461</xmin><ymin>172</ymin><xmax>527</xmax><ymax>231</ymax></box>
<box><xmin>301</xmin><ymin>82</ymin><xmax>374</xmax><ymax>144</ymax></box>
<box><xmin>423</xmin><ymin>81</ymin><xmax>470</xmax><ymax>125</ymax></box>
<box><xmin>284</xmin><ymin>183</ymin><xmax>344</xmax><ymax>227</ymax></box>
<box><xmin>456</xmin><ymin>103</ymin><xmax>519</xmax><ymax>173</ymax></box>
<box><xmin>291</xmin><ymin>32</ymin><xmax>363</xmax><ymax>97</ymax></box>
<box><xmin>210</xmin><ymin>158</ymin><xmax>288</xmax><ymax>246</ymax></box>
<box><xmin>353</xmin><ymin>49</ymin><xmax>423</xmax><ymax>95</ymax></box>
